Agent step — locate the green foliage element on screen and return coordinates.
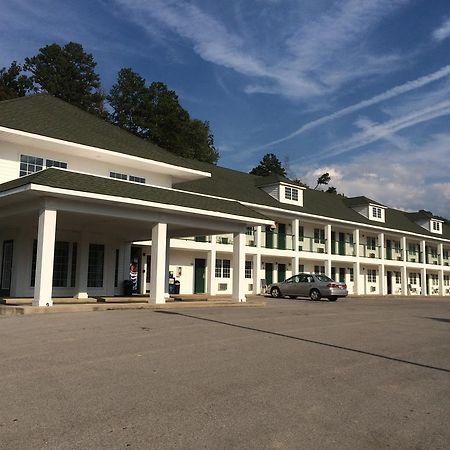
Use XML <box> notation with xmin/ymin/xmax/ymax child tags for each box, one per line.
<box><xmin>108</xmin><ymin>70</ymin><xmax>219</xmax><ymax>164</ymax></box>
<box><xmin>249</xmin><ymin>153</ymin><xmax>287</xmax><ymax>176</ymax></box>
<box><xmin>24</xmin><ymin>42</ymin><xmax>105</xmax><ymax>116</ymax></box>
<box><xmin>0</xmin><ymin>61</ymin><xmax>32</xmax><ymax>101</ymax></box>
<box><xmin>314</xmin><ymin>172</ymin><xmax>331</xmax><ymax>189</ymax></box>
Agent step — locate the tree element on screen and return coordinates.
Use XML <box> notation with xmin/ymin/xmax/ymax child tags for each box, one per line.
<box><xmin>24</xmin><ymin>42</ymin><xmax>104</xmax><ymax>115</ymax></box>
<box><xmin>0</xmin><ymin>61</ymin><xmax>32</xmax><ymax>101</ymax></box>
<box><xmin>314</xmin><ymin>172</ymin><xmax>331</xmax><ymax>189</ymax></box>
<box><xmin>250</xmin><ymin>153</ymin><xmax>287</xmax><ymax>176</ymax></box>
<box><xmin>325</xmin><ymin>186</ymin><xmax>337</xmax><ymax>194</ymax></box>
<box><xmin>108</xmin><ymin>70</ymin><xmax>219</xmax><ymax>164</ymax></box>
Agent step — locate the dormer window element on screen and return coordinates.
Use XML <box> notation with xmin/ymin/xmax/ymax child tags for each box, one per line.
<box><xmin>372</xmin><ymin>207</ymin><xmax>382</xmax><ymax>219</ymax></box>
<box><xmin>285</xmin><ymin>186</ymin><xmax>299</xmax><ymax>202</ymax></box>
<box><xmin>430</xmin><ymin>219</ymin><xmax>443</xmax><ymax>234</ymax></box>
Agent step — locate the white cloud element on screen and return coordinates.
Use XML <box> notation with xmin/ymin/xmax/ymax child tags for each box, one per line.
<box><xmin>112</xmin><ymin>0</ymin><xmax>408</xmax><ymax>99</ymax></box>
<box><xmin>432</xmin><ymin>18</ymin><xmax>450</xmax><ymax>42</ymax></box>
<box><xmin>294</xmin><ymin>134</ymin><xmax>450</xmax><ymax>217</ymax></box>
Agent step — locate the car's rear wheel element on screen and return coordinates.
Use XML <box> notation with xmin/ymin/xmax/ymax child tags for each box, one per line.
<box><xmin>271</xmin><ymin>287</ymin><xmax>282</xmax><ymax>298</ymax></box>
<box><xmin>310</xmin><ymin>289</ymin><xmax>321</xmax><ymax>301</ymax></box>
<box><xmin>329</xmin><ymin>296</ymin><xmax>338</xmax><ymax>302</ymax></box>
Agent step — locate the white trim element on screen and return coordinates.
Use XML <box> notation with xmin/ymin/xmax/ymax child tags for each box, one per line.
<box><xmin>0</xmin><ymin>125</ymin><xmax>211</xmax><ymax>181</ymax></box>
<box><xmin>25</xmin><ymin>184</ymin><xmax>272</xmax><ymax>225</ymax></box>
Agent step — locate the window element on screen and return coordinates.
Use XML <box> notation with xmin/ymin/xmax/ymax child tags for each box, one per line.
<box><xmin>367</xmin><ymin>237</ymin><xmax>377</xmax><ymax>250</ymax></box>
<box><xmin>314</xmin><ymin>228</ymin><xmax>325</xmax><ymax>244</ymax></box>
<box><xmin>110</xmin><ymin>172</ymin><xmax>127</xmax><ymax>180</ymax></box>
<box><xmin>349</xmin><ymin>268</ymin><xmax>354</xmax><ymax>282</ymax></box>
<box><xmin>87</xmin><ymin>244</ymin><xmax>104</xmax><ymax>288</ymax></box>
<box><xmin>409</xmin><ymin>272</ymin><xmax>417</xmax><ymax>284</ymax></box>
<box><xmin>31</xmin><ymin>240</ymin><xmax>71</xmax><ymax>287</ymax></box>
<box><xmin>314</xmin><ymin>265</ymin><xmax>325</xmax><ymax>275</ymax></box>
<box><xmin>246</xmin><ymin>227</ymin><xmax>255</xmax><ymax>236</ymax></box>
<box><xmin>372</xmin><ymin>207</ymin><xmax>382</xmax><ymax>219</ymax></box>
<box><xmin>432</xmin><ymin>221</ymin><xmax>441</xmax><ymax>231</ymax></box>
<box><xmin>215</xmin><ymin>259</ymin><xmax>230</xmax><ymax>278</ymax></box>
<box><xmin>46</xmin><ymin>159</ymin><xmax>67</xmax><ymax>169</ymax></box>
<box><xmin>129</xmin><ymin>175</ymin><xmax>145</xmax><ymax>184</ymax></box>
<box><xmin>70</xmin><ymin>243</ymin><xmax>77</xmax><ymax>287</ymax></box>
<box><xmin>53</xmin><ymin>242</ymin><xmax>69</xmax><ymax>287</ymax></box>
<box><xmin>430</xmin><ymin>274</ymin><xmax>439</xmax><ymax>285</ymax></box>
<box><xmin>114</xmin><ymin>249</ymin><xmax>120</xmax><ymax>288</ymax></box>
<box><xmin>20</xmin><ymin>154</ymin><xmax>44</xmax><ymax>176</ymax></box>
<box><xmin>298</xmin><ymin>264</ymin><xmax>304</xmax><ymax>273</ymax></box>
<box><xmin>395</xmin><ymin>272</ymin><xmax>401</xmax><ymax>283</ymax></box>
<box><xmin>285</xmin><ymin>186</ymin><xmax>299</xmax><ymax>201</ymax></box>
<box><xmin>245</xmin><ymin>260</ymin><xmax>253</xmax><ymax>279</ymax></box>
<box><xmin>444</xmin><ymin>275</ymin><xmax>449</xmax><ymax>286</ymax></box>
<box><xmin>299</xmin><ymin>226</ymin><xmax>304</xmax><ymax>241</ymax></box>
<box><xmin>367</xmin><ymin>269</ymin><xmax>377</xmax><ymax>283</ymax></box>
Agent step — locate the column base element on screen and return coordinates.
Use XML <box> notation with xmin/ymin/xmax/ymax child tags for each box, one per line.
<box><xmin>148</xmin><ymin>295</ymin><xmax>166</xmax><ymax>304</ymax></box>
<box><xmin>73</xmin><ymin>292</ymin><xmax>89</xmax><ymax>299</ymax></box>
<box><xmin>32</xmin><ymin>298</ymin><xmax>53</xmax><ymax>307</ymax></box>
<box><xmin>232</xmin><ymin>296</ymin><xmax>246</xmax><ymax>303</ymax></box>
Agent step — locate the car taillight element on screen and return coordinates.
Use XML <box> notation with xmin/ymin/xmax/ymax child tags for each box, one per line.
<box><xmin>342</xmin><ymin>284</ymin><xmax>347</xmax><ymax>289</ymax></box>
<box><xmin>326</xmin><ymin>283</ymin><xmax>338</xmax><ymax>288</ymax></box>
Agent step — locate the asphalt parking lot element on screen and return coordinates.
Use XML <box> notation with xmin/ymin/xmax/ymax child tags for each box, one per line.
<box><xmin>1</xmin><ymin>297</ymin><xmax>449</xmax><ymax>449</ymax></box>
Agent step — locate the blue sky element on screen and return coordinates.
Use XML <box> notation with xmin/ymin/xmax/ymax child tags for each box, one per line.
<box><xmin>1</xmin><ymin>0</ymin><xmax>450</xmax><ymax>216</ymax></box>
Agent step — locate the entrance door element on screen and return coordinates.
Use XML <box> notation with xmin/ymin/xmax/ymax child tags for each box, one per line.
<box><xmin>387</xmin><ymin>271</ymin><xmax>393</xmax><ymax>294</ymax></box>
<box><xmin>339</xmin><ymin>267</ymin><xmax>346</xmax><ymax>283</ymax></box>
<box><xmin>265</xmin><ymin>263</ymin><xmax>273</xmax><ymax>285</ymax></box>
<box><xmin>0</xmin><ymin>240</ymin><xmax>14</xmax><ymax>295</ymax></box>
<box><xmin>194</xmin><ymin>258</ymin><xmax>206</xmax><ymax>293</ymax></box>
<box><xmin>278</xmin><ymin>263</ymin><xmax>286</xmax><ymax>282</ymax></box>
<box><xmin>265</xmin><ymin>226</ymin><xmax>274</xmax><ymax>249</ymax></box>
<box><xmin>386</xmin><ymin>240</ymin><xmax>392</xmax><ymax>260</ymax></box>
<box><xmin>278</xmin><ymin>224</ymin><xmax>286</xmax><ymax>250</ymax></box>
<box><xmin>339</xmin><ymin>233</ymin><xmax>346</xmax><ymax>256</ymax></box>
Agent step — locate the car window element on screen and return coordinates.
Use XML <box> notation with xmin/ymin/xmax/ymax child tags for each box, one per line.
<box><xmin>315</xmin><ymin>275</ymin><xmax>333</xmax><ymax>282</ymax></box>
<box><xmin>298</xmin><ymin>274</ymin><xmax>309</xmax><ymax>283</ymax></box>
<box><xmin>307</xmin><ymin>276</ymin><xmax>314</xmax><ymax>283</ymax></box>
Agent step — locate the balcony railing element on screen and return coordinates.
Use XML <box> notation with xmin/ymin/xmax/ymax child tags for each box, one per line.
<box><xmin>298</xmin><ymin>237</ymin><xmax>327</xmax><ymax>254</ymax></box>
<box><xmin>385</xmin><ymin>247</ymin><xmax>403</xmax><ymax>261</ymax></box>
<box><xmin>330</xmin><ymin>240</ymin><xmax>356</xmax><ymax>256</ymax></box>
<box><xmin>359</xmin><ymin>244</ymin><xmax>381</xmax><ymax>258</ymax></box>
<box><xmin>406</xmin><ymin>250</ymin><xmax>422</xmax><ymax>263</ymax></box>
<box><xmin>181</xmin><ymin>236</ymin><xmax>212</xmax><ymax>243</ymax></box>
<box><xmin>426</xmin><ymin>253</ymin><xmax>440</xmax><ymax>265</ymax></box>
<box><xmin>216</xmin><ymin>235</ymin><xmax>233</xmax><ymax>245</ymax></box>
<box><xmin>261</xmin><ymin>231</ymin><xmax>294</xmax><ymax>250</ymax></box>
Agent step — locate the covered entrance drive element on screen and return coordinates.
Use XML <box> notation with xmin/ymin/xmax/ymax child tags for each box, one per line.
<box><xmin>0</xmin><ymin>169</ymin><xmax>271</xmax><ymax>306</ymax></box>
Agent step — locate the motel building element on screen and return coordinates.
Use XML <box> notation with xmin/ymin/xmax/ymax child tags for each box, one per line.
<box><xmin>0</xmin><ymin>95</ymin><xmax>449</xmax><ymax>307</ymax></box>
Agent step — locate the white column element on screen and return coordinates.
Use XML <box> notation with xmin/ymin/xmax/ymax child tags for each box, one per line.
<box><xmin>149</xmin><ymin>223</ymin><xmax>167</xmax><ymax>304</ymax></box>
<box><xmin>291</xmin><ymin>255</ymin><xmax>299</xmax><ymax>276</ymax></box>
<box><xmin>353</xmin><ymin>261</ymin><xmax>362</xmax><ymax>295</ymax></box>
<box><xmin>378</xmin><ymin>233</ymin><xmax>385</xmax><ymax>260</ymax></box>
<box><xmin>207</xmin><ymin>248</ymin><xmax>217</xmax><ymax>296</ymax></box>
<box><xmin>253</xmin><ymin>253</ymin><xmax>262</xmax><ymax>294</ymax></box>
<box><xmin>401</xmin><ymin>265</ymin><xmax>407</xmax><ymax>296</ymax></box>
<box><xmin>164</xmin><ymin>238</ymin><xmax>170</xmax><ymax>298</ymax></box>
<box><xmin>401</xmin><ymin>236</ymin><xmax>407</xmax><ymax>262</ymax></box>
<box><xmin>74</xmin><ymin>234</ymin><xmax>89</xmax><ymax>299</ymax></box>
<box><xmin>439</xmin><ymin>269</ymin><xmax>444</xmax><ymax>296</ymax></box>
<box><xmin>33</xmin><ymin>208</ymin><xmax>57</xmax><ymax>307</ymax></box>
<box><xmin>139</xmin><ymin>252</ymin><xmax>147</xmax><ymax>295</ymax></box>
<box><xmin>232</xmin><ymin>232</ymin><xmax>246</xmax><ymax>302</ymax></box>
<box><xmin>379</xmin><ymin>264</ymin><xmax>386</xmax><ymax>295</ymax></box>
<box><xmin>326</xmin><ymin>259</ymin><xmax>332</xmax><ymax>278</ymax></box>
<box><xmin>420</xmin><ymin>267</ymin><xmax>427</xmax><ymax>296</ymax></box>
<box><xmin>326</xmin><ymin>224</ymin><xmax>332</xmax><ymax>255</ymax></box>
<box><xmin>421</xmin><ymin>240</ymin><xmax>427</xmax><ymax>265</ymax></box>
<box><xmin>292</xmin><ymin>218</ymin><xmax>299</xmax><ymax>253</ymax></box>
<box><xmin>438</xmin><ymin>243</ymin><xmax>444</xmax><ymax>267</ymax></box>
<box><xmin>254</xmin><ymin>226</ymin><xmax>262</xmax><ymax>248</ymax></box>
<box><xmin>354</xmin><ymin>229</ymin><xmax>360</xmax><ymax>257</ymax></box>
<box><xmin>122</xmin><ymin>243</ymin><xmax>132</xmax><ymax>283</ymax></box>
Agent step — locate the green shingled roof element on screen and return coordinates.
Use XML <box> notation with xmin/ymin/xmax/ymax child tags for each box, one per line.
<box><xmin>176</xmin><ymin>165</ymin><xmax>450</xmax><ymax>239</ymax></box>
<box><xmin>0</xmin><ymin>168</ymin><xmax>270</xmax><ymax>222</ymax></box>
<box><xmin>0</xmin><ymin>94</ymin><xmax>205</xmax><ymax>172</ymax></box>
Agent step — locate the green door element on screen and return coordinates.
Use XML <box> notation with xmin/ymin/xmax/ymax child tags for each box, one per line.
<box><xmin>265</xmin><ymin>263</ymin><xmax>273</xmax><ymax>285</ymax></box>
<box><xmin>194</xmin><ymin>258</ymin><xmax>206</xmax><ymax>293</ymax></box>
<box><xmin>0</xmin><ymin>240</ymin><xmax>14</xmax><ymax>296</ymax></box>
<box><xmin>278</xmin><ymin>263</ymin><xmax>286</xmax><ymax>282</ymax></box>
<box><xmin>339</xmin><ymin>232</ymin><xmax>346</xmax><ymax>255</ymax></box>
<box><xmin>278</xmin><ymin>224</ymin><xmax>286</xmax><ymax>250</ymax></box>
<box><xmin>386</xmin><ymin>240</ymin><xmax>392</xmax><ymax>260</ymax></box>
<box><xmin>265</xmin><ymin>226</ymin><xmax>273</xmax><ymax>249</ymax></box>
<box><xmin>331</xmin><ymin>231</ymin><xmax>336</xmax><ymax>254</ymax></box>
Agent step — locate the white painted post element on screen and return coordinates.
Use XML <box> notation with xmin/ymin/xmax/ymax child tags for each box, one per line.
<box><xmin>232</xmin><ymin>232</ymin><xmax>246</xmax><ymax>302</ymax></box>
<box><xmin>401</xmin><ymin>236</ymin><xmax>407</xmax><ymax>263</ymax></box>
<box><xmin>149</xmin><ymin>223</ymin><xmax>167</xmax><ymax>304</ymax></box>
<box><xmin>378</xmin><ymin>233</ymin><xmax>385</xmax><ymax>260</ymax></box>
<box><xmin>254</xmin><ymin>226</ymin><xmax>262</xmax><ymax>248</ymax></box>
<box><xmin>439</xmin><ymin>269</ymin><xmax>444</xmax><ymax>296</ymax></box>
<box><xmin>421</xmin><ymin>267</ymin><xmax>427</xmax><ymax>296</ymax></box>
<box><xmin>207</xmin><ymin>248</ymin><xmax>217</xmax><ymax>296</ymax></box>
<box><xmin>33</xmin><ymin>208</ymin><xmax>57</xmax><ymax>307</ymax></box>
<box><xmin>326</xmin><ymin>224</ymin><xmax>332</xmax><ymax>255</ymax></box>
<box><xmin>354</xmin><ymin>229</ymin><xmax>360</xmax><ymax>257</ymax></box>
<box><xmin>253</xmin><ymin>253</ymin><xmax>261</xmax><ymax>295</ymax></box>
<box><xmin>326</xmin><ymin>259</ymin><xmax>332</xmax><ymax>278</ymax></box>
<box><xmin>379</xmin><ymin>264</ymin><xmax>385</xmax><ymax>295</ymax></box>
<box><xmin>164</xmin><ymin>238</ymin><xmax>170</xmax><ymax>298</ymax></box>
<box><xmin>401</xmin><ymin>265</ymin><xmax>407</xmax><ymax>296</ymax></box>
<box><xmin>353</xmin><ymin>261</ymin><xmax>361</xmax><ymax>295</ymax></box>
<box><xmin>122</xmin><ymin>243</ymin><xmax>132</xmax><ymax>284</ymax></box>
<box><xmin>74</xmin><ymin>233</ymin><xmax>89</xmax><ymax>299</ymax></box>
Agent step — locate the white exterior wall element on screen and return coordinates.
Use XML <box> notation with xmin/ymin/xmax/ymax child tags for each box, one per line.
<box><xmin>0</xmin><ymin>140</ymin><xmax>172</xmax><ymax>187</ymax></box>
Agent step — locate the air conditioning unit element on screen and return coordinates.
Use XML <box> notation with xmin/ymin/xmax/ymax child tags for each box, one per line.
<box><xmin>218</xmin><ymin>283</ymin><xmax>228</xmax><ymax>291</ymax></box>
<box><xmin>369</xmin><ymin>253</ymin><xmax>375</xmax><ymax>258</ymax></box>
<box><xmin>248</xmin><ymin>284</ymin><xmax>253</xmax><ymax>291</ymax></box>
<box><xmin>397</xmin><ymin>256</ymin><xmax>402</xmax><ymax>261</ymax></box>
<box><xmin>410</xmin><ymin>258</ymin><xmax>416</xmax><ymax>262</ymax></box>
<box><xmin>370</xmin><ymin>286</ymin><xmax>376</xmax><ymax>292</ymax></box>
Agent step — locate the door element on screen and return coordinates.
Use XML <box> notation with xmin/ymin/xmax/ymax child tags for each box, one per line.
<box><xmin>278</xmin><ymin>263</ymin><xmax>286</xmax><ymax>282</ymax></box>
<box><xmin>278</xmin><ymin>224</ymin><xmax>286</xmax><ymax>250</ymax></box>
<box><xmin>194</xmin><ymin>258</ymin><xmax>206</xmax><ymax>293</ymax></box>
<box><xmin>265</xmin><ymin>263</ymin><xmax>273</xmax><ymax>285</ymax></box>
<box><xmin>387</xmin><ymin>271</ymin><xmax>393</xmax><ymax>294</ymax></box>
<box><xmin>338</xmin><ymin>232</ymin><xmax>346</xmax><ymax>255</ymax></box>
<box><xmin>0</xmin><ymin>240</ymin><xmax>14</xmax><ymax>296</ymax></box>
<box><xmin>339</xmin><ymin>267</ymin><xmax>346</xmax><ymax>283</ymax></box>
<box><xmin>386</xmin><ymin>240</ymin><xmax>392</xmax><ymax>260</ymax></box>
<box><xmin>265</xmin><ymin>226</ymin><xmax>273</xmax><ymax>249</ymax></box>
<box><xmin>331</xmin><ymin>231</ymin><xmax>336</xmax><ymax>254</ymax></box>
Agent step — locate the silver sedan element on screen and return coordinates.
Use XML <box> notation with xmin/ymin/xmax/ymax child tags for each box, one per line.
<box><xmin>267</xmin><ymin>273</ymin><xmax>348</xmax><ymax>301</ymax></box>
